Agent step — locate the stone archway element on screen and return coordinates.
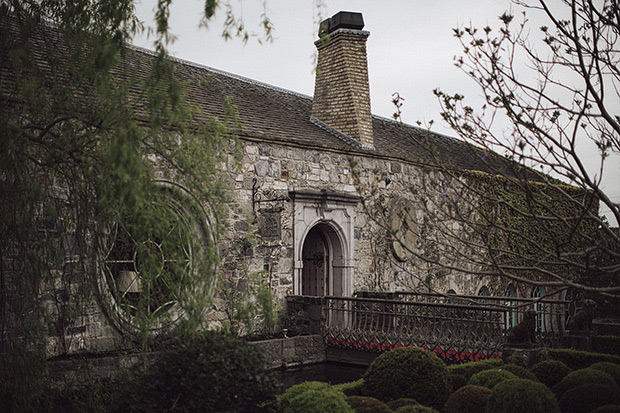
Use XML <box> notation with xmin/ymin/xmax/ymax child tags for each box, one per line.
<box><xmin>290</xmin><ymin>190</ymin><xmax>357</xmax><ymax>297</ymax></box>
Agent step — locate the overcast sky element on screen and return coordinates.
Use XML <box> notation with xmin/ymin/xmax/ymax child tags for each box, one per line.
<box><xmin>132</xmin><ymin>0</ymin><xmax>619</xmax><ymax>224</ymax></box>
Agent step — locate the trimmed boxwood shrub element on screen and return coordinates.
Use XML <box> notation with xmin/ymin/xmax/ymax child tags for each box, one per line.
<box><xmin>591</xmin><ymin>362</ymin><xmax>620</xmax><ymax>386</ymax></box>
<box><xmin>118</xmin><ymin>331</ymin><xmax>280</xmax><ymax>412</ymax></box>
<box><xmin>280</xmin><ymin>388</ymin><xmax>353</xmax><ymax>413</ymax></box>
<box><xmin>451</xmin><ymin>374</ymin><xmax>468</xmax><ymax>392</ymax></box>
<box><xmin>362</xmin><ymin>347</ymin><xmax>451</xmax><ymax>410</ymax></box>
<box><xmin>468</xmin><ymin>369</ymin><xmax>517</xmax><ymax>390</ymax></box>
<box><xmin>558</xmin><ymin>383</ymin><xmax>620</xmax><ymax>413</ymax></box>
<box><xmin>553</xmin><ymin>368</ymin><xmax>618</xmax><ymax>398</ymax></box>
<box><xmin>333</xmin><ymin>379</ymin><xmax>365</xmax><ymax>397</ymax></box>
<box><xmin>548</xmin><ymin>348</ymin><xmax>620</xmax><ymax>370</ymax></box>
<box><xmin>394</xmin><ymin>406</ymin><xmax>439</xmax><ymax>413</ymax></box>
<box><xmin>486</xmin><ymin>379</ymin><xmax>559</xmax><ymax>413</ymax></box>
<box><xmin>345</xmin><ymin>396</ymin><xmax>391</xmax><ymax>413</ymax></box>
<box><xmin>444</xmin><ymin>385</ymin><xmax>491</xmax><ymax>413</ymax></box>
<box><xmin>529</xmin><ymin>360</ymin><xmax>571</xmax><ymax>388</ymax></box>
<box><xmin>593</xmin><ymin>336</ymin><xmax>620</xmax><ymax>357</ymax></box>
<box><xmin>278</xmin><ymin>381</ymin><xmax>331</xmax><ymax>412</ymax></box>
<box><xmin>386</xmin><ymin>398</ymin><xmax>420</xmax><ymax>410</ymax></box>
<box><xmin>447</xmin><ymin>359</ymin><xmax>502</xmax><ymax>377</ymax></box>
<box><xmin>498</xmin><ymin>364</ymin><xmax>538</xmax><ymax>381</ymax></box>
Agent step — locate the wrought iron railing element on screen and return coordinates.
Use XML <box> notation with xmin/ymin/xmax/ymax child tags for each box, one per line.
<box><xmin>318</xmin><ymin>292</ymin><xmax>569</xmax><ymax>362</ymax></box>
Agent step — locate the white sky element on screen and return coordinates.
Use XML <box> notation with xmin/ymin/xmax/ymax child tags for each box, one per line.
<box><xmin>132</xmin><ymin>0</ymin><xmax>619</xmax><ymax>225</ymax></box>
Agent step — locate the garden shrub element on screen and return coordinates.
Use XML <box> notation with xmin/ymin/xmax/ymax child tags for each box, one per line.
<box><xmin>553</xmin><ymin>368</ymin><xmax>618</xmax><ymax>398</ymax></box>
<box><xmin>529</xmin><ymin>360</ymin><xmax>571</xmax><ymax>388</ymax></box>
<box><xmin>447</xmin><ymin>359</ymin><xmax>502</xmax><ymax>377</ymax></box>
<box><xmin>591</xmin><ymin>362</ymin><xmax>620</xmax><ymax>385</ymax></box>
<box><xmin>548</xmin><ymin>348</ymin><xmax>620</xmax><ymax>370</ymax></box>
<box><xmin>394</xmin><ymin>405</ymin><xmax>439</xmax><ymax>413</ymax></box>
<box><xmin>593</xmin><ymin>336</ymin><xmax>620</xmax><ymax>357</ymax></box>
<box><xmin>278</xmin><ymin>381</ymin><xmax>331</xmax><ymax>412</ymax></box>
<box><xmin>498</xmin><ymin>363</ymin><xmax>538</xmax><ymax>381</ymax></box>
<box><xmin>345</xmin><ymin>396</ymin><xmax>391</xmax><ymax>413</ymax></box>
<box><xmin>443</xmin><ymin>385</ymin><xmax>491</xmax><ymax>413</ymax></box>
<box><xmin>362</xmin><ymin>347</ymin><xmax>451</xmax><ymax>410</ymax></box>
<box><xmin>468</xmin><ymin>369</ymin><xmax>517</xmax><ymax>390</ymax></box>
<box><xmin>592</xmin><ymin>405</ymin><xmax>620</xmax><ymax>413</ymax></box>
<box><xmin>120</xmin><ymin>331</ymin><xmax>280</xmax><ymax>413</ymax></box>
<box><xmin>333</xmin><ymin>379</ymin><xmax>365</xmax><ymax>396</ymax></box>
<box><xmin>558</xmin><ymin>383</ymin><xmax>620</xmax><ymax>413</ymax></box>
<box><xmin>450</xmin><ymin>373</ymin><xmax>468</xmax><ymax>391</ymax></box>
<box><xmin>280</xmin><ymin>388</ymin><xmax>353</xmax><ymax>413</ymax></box>
<box><xmin>486</xmin><ymin>378</ymin><xmax>559</xmax><ymax>413</ymax></box>
<box><xmin>386</xmin><ymin>398</ymin><xmax>420</xmax><ymax>410</ymax></box>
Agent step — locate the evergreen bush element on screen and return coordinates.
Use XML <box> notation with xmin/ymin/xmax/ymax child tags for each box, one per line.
<box><xmin>450</xmin><ymin>373</ymin><xmax>468</xmax><ymax>392</ymax></box>
<box><xmin>333</xmin><ymin>379</ymin><xmax>365</xmax><ymax>396</ymax></box>
<box><xmin>529</xmin><ymin>360</ymin><xmax>571</xmax><ymax>388</ymax></box>
<box><xmin>394</xmin><ymin>405</ymin><xmax>439</xmax><ymax>413</ymax></box>
<box><xmin>447</xmin><ymin>359</ymin><xmax>502</xmax><ymax>377</ymax></box>
<box><xmin>443</xmin><ymin>385</ymin><xmax>491</xmax><ymax>413</ymax></box>
<box><xmin>119</xmin><ymin>331</ymin><xmax>280</xmax><ymax>412</ymax></box>
<box><xmin>486</xmin><ymin>379</ymin><xmax>559</xmax><ymax>413</ymax></box>
<box><xmin>345</xmin><ymin>396</ymin><xmax>391</xmax><ymax>413</ymax></box>
<box><xmin>469</xmin><ymin>369</ymin><xmax>517</xmax><ymax>390</ymax></box>
<box><xmin>498</xmin><ymin>363</ymin><xmax>538</xmax><ymax>381</ymax></box>
<box><xmin>553</xmin><ymin>367</ymin><xmax>618</xmax><ymax>398</ymax></box>
<box><xmin>280</xmin><ymin>388</ymin><xmax>353</xmax><ymax>413</ymax></box>
<box><xmin>362</xmin><ymin>347</ymin><xmax>451</xmax><ymax>410</ymax></box>
<box><xmin>548</xmin><ymin>348</ymin><xmax>620</xmax><ymax>370</ymax></box>
<box><xmin>385</xmin><ymin>398</ymin><xmax>420</xmax><ymax>410</ymax></box>
<box><xmin>558</xmin><ymin>383</ymin><xmax>620</xmax><ymax>413</ymax></box>
<box><xmin>278</xmin><ymin>381</ymin><xmax>331</xmax><ymax>412</ymax></box>
<box><xmin>591</xmin><ymin>362</ymin><xmax>620</xmax><ymax>386</ymax></box>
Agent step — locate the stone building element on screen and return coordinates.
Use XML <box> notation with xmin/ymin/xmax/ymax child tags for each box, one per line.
<box><xmin>3</xmin><ymin>11</ymin><xmax>548</xmax><ymax>355</ymax></box>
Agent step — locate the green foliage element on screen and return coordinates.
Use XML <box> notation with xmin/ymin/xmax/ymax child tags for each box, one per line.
<box><xmin>450</xmin><ymin>373</ymin><xmax>468</xmax><ymax>391</ymax></box>
<box><xmin>394</xmin><ymin>405</ymin><xmax>439</xmax><ymax>413</ymax></box>
<box><xmin>117</xmin><ymin>331</ymin><xmax>280</xmax><ymax>412</ymax></box>
<box><xmin>278</xmin><ymin>386</ymin><xmax>353</xmax><ymax>413</ymax></box>
<box><xmin>558</xmin><ymin>383</ymin><xmax>620</xmax><ymax>413</ymax></box>
<box><xmin>0</xmin><ymin>343</ymin><xmax>48</xmax><ymax>412</ymax></box>
<box><xmin>594</xmin><ymin>336</ymin><xmax>620</xmax><ymax>357</ymax></box>
<box><xmin>485</xmin><ymin>378</ymin><xmax>559</xmax><ymax>413</ymax></box>
<box><xmin>345</xmin><ymin>396</ymin><xmax>391</xmax><ymax>413</ymax></box>
<box><xmin>447</xmin><ymin>359</ymin><xmax>502</xmax><ymax>377</ymax></box>
<box><xmin>592</xmin><ymin>405</ymin><xmax>620</xmax><ymax>412</ymax></box>
<box><xmin>386</xmin><ymin>398</ymin><xmax>421</xmax><ymax>410</ymax></box>
<box><xmin>529</xmin><ymin>360</ymin><xmax>571</xmax><ymax>388</ymax></box>
<box><xmin>444</xmin><ymin>385</ymin><xmax>492</xmax><ymax>413</ymax></box>
<box><xmin>362</xmin><ymin>347</ymin><xmax>451</xmax><ymax>410</ymax></box>
<box><xmin>333</xmin><ymin>379</ymin><xmax>365</xmax><ymax>396</ymax></box>
<box><xmin>497</xmin><ymin>363</ymin><xmax>538</xmax><ymax>381</ymax></box>
<box><xmin>553</xmin><ymin>368</ymin><xmax>618</xmax><ymax>398</ymax></box>
<box><xmin>468</xmin><ymin>369</ymin><xmax>517</xmax><ymax>389</ymax></box>
<box><xmin>591</xmin><ymin>362</ymin><xmax>620</xmax><ymax>385</ymax></box>
<box><xmin>548</xmin><ymin>348</ymin><xmax>620</xmax><ymax>370</ymax></box>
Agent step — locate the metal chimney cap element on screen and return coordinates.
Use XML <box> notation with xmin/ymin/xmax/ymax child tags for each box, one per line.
<box><xmin>319</xmin><ymin>11</ymin><xmax>364</xmax><ymax>35</ymax></box>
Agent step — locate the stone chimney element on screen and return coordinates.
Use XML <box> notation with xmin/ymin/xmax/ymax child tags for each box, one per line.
<box><xmin>311</xmin><ymin>11</ymin><xmax>374</xmax><ymax>150</ymax></box>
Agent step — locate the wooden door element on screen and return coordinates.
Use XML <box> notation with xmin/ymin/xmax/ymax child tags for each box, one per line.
<box><xmin>302</xmin><ymin>227</ymin><xmax>329</xmax><ymax>296</ymax></box>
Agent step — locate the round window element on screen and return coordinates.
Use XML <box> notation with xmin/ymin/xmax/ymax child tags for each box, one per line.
<box><xmin>98</xmin><ymin>181</ymin><xmax>215</xmax><ymax>337</ymax></box>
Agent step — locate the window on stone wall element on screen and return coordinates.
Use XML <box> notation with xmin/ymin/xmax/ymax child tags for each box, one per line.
<box><xmin>504</xmin><ymin>284</ymin><xmax>517</xmax><ymax>330</ymax></box>
<box><xmin>531</xmin><ymin>286</ymin><xmax>545</xmax><ymax>333</ymax></box>
<box><xmin>478</xmin><ymin>286</ymin><xmax>490</xmax><ymax>303</ymax></box>
<box><xmin>98</xmin><ymin>182</ymin><xmax>214</xmax><ymax>336</ymax></box>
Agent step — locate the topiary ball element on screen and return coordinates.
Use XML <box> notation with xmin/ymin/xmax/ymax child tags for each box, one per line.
<box><xmin>558</xmin><ymin>383</ymin><xmax>620</xmax><ymax>413</ymax></box>
<box><xmin>468</xmin><ymin>369</ymin><xmax>517</xmax><ymax>390</ymax></box>
<box><xmin>444</xmin><ymin>385</ymin><xmax>491</xmax><ymax>413</ymax></box>
<box><xmin>333</xmin><ymin>379</ymin><xmax>365</xmax><ymax>397</ymax></box>
<box><xmin>386</xmin><ymin>398</ymin><xmax>420</xmax><ymax>410</ymax></box>
<box><xmin>591</xmin><ymin>362</ymin><xmax>620</xmax><ymax>386</ymax></box>
<box><xmin>529</xmin><ymin>360</ymin><xmax>571</xmax><ymax>388</ymax></box>
<box><xmin>553</xmin><ymin>368</ymin><xmax>618</xmax><ymax>398</ymax></box>
<box><xmin>394</xmin><ymin>405</ymin><xmax>439</xmax><ymax>413</ymax></box>
<box><xmin>278</xmin><ymin>381</ymin><xmax>331</xmax><ymax>412</ymax></box>
<box><xmin>362</xmin><ymin>347</ymin><xmax>451</xmax><ymax>410</ymax></box>
<box><xmin>451</xmin><ymin>373</ymin><xmax>468</xmax><ymax>392</ymax></box>
<box><xmin>282</xmin><ymin>388</ymin><xmax>354</xmax><ymax>413</ymax></box>
<box><xmin>463</xmin><ymin>362</ymin><xmax>497</xmax><ymax>379</ymax></box>
<box><xmin>345</xmin><ymin>396</ymin><xmax>391</xmax><ymax>413</ymax></box>
<box><xmin>498</xmin><ymin>363</ymin><xmax>538</xmax><ymax>381</ymax></box>
<box><xmin>486</xmin><ymin>378</ymin><xmax>559</xmax><ymax>413</ymax></box>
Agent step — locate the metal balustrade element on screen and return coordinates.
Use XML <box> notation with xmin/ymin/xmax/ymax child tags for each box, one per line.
<box><xmin>296</xmin><ymin>291</ymin><xmax>570</xmax><ymax>363</ymax></box>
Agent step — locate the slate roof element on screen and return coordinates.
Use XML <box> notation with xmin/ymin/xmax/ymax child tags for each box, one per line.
<box><xmin>149</xmin><ymin>47</ymin><xmax>515</xmax><ymax>176</ymax></box>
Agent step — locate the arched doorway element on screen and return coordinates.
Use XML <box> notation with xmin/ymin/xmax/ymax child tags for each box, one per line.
<box><xmin>302</xmin><ymin>226</ymin><xmax>328</xmax><ymax>296</ymax></box>
<box><xmin>299</xmin><ymin>223</ymin><xmax>347</xmax><ymax>296</ymax></box>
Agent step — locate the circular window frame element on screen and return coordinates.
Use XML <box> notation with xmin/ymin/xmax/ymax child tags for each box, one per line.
<box><xmin>97</xmin><ymin>180</ymin><xmax>216</xmax><ymax>338</ymax></box>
